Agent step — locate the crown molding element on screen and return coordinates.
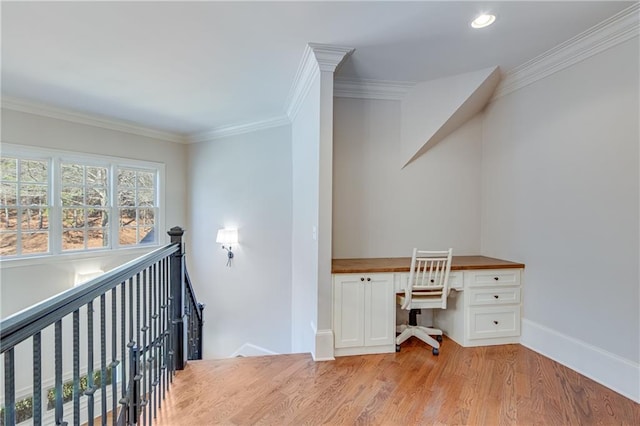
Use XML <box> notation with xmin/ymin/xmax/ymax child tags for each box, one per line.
<box><xmin>1</xmin><ymin>96</ymin><xmax>188</xmax><ymax>143</ymax></box>
<box><xmin>493</xmin><ymin>3</ymin><xmax>640</xmax><ymax>101</ymax></box>
<box><xmin>285</xmin><ymin>44</ymin><xmax>320</xmax><ymax>121</ymax></box>
<box><xmin>334</xmin><ymin>77</ymin><xmax>415</xmax><ymax>100</ymax></box>
<box><xmin>285</xmin><ymin>43</ymin><xmax>354</xmax><ymax>121</ymax></box>
<box><xmin>189</xmin><ymin>115</ymin><xmax>290</xmax><ymax>143</ymax></box>
<box><xmin>307</xmin><ymin>43</ymin><xmax>355</xmax><ymax>72</ymax></box>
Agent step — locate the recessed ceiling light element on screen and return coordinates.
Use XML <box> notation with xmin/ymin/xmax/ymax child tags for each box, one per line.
<box><xmin>471</xmin><ymin>14</ymin><xmax>496</xmax><ymax>29</ymax></box>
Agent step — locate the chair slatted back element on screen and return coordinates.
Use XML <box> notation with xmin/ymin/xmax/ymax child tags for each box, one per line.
<box><xmin>402</xmin><ymin>248</ymin><xmax>453</xmax><ymax>310</ymax></box>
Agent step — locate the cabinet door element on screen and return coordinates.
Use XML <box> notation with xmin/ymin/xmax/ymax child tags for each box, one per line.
<box><xmin>364</xmin><ymin>274</ymin><xmax>395</xmax><ymax>346</ymax></box>
<box><xmin>334</xmin><ymin>275</ymin><xmax>365</xmax><ymax>348</ymax></box>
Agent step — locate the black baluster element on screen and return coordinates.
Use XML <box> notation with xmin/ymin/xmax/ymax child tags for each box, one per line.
<box><xmin>33</xmin><ymin>332</ymin><xmax>42</xmax><ymax>426</ymax></box>
<box><xmin>111</xmin><ymin>287</ymin><xmax>118</xmax><ymax>426</ymax></box>
<box><xmin>100</xmin><ymin>294</ymin><xmax>107</xmax><ymax>422</ymax></box>
<box><xmin>86</xmin><ymin>302</ymin><xmax>95</xmax><ymax>426</ymax></box>
<box><xmin>73</xmin><ymin>311</ymin><xmax>80</xmax><ymax>426</ymax></box>
<box><xmin>55</xmin><ymin>320</ymin><xmax>64</xmax><ymax>426</ymax></box>
<box><xmin>141</xmin><ymin>268</ymin><xmax>148</xmax><ymax>426</ymax></box>
<box><xmin>4</xmin><ymin>348</ymin><xmax>16</xmax><ymax>426</ymax></box>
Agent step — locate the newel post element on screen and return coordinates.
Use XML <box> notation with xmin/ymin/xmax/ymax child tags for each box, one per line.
<box><xmin>168</xmin><ymin>226</ymin><xmax>186</xmax><ymax>370</ymax></box>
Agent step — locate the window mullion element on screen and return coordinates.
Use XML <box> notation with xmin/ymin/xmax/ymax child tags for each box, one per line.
<box><xmin>111</xmin><ymin>163</ymin><xmax>118</xmax><ymax>250</ymax></box>
<box><xmin>50</xmin><ymin>156</ymin><xmax>61</xmax><ymax>256</ymax></box>
<box><xmin>16</xmin><ymin>160</ymin><xmax>22</xmax><ymax>256</ymax></box>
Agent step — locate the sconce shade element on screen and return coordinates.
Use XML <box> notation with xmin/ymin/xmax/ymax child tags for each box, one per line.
<box><xmin>216</xmin><ymin>228</ymin><xmax>238</xmax><ymax>245</ymax></box>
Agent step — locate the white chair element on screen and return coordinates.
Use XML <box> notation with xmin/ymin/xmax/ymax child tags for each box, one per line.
<box><xmin>396</xmin><ymin>248</ymin><xmax>453</xmax><ymax>355</ymax></box>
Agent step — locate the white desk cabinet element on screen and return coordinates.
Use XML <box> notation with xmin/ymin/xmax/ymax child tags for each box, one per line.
<box><xmin>332</xmin><ymin>256</ymin><xmax>525</xmax><ymax>356</ymax></box>
<box><xmin>434</xmin><ymin>269</ymin><xmax>522</xmax><ymax>347</ymax></box>
<box><xmin>333</xmin><ymin>273</ymin><xmax>396</xmax><ymax>356</ymax></box>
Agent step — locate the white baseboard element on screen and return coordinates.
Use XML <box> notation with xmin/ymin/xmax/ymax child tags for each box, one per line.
<box><xmin>521</xmin><ymin>319</ymin><xmax>640</xmax><ymax>403</ymax></box>
<box><xmin>313</xmin><ymin>327</ymin><xmax>335</xmax><ymax>361</ymax></box>
<box><xmin>230</xmin><ymin>343</ymin><xmax>279</xmax><ymax>358</ymax></box>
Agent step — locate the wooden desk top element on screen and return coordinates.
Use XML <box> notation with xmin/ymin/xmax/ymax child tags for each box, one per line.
<box><xmin>332</xmin><ymin>256</ymin><xmax>525</xmax><ymax>274</ymax></box>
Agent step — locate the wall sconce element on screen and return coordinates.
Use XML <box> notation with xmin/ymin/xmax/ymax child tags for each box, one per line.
<box><xmin>216</xmin><ymin>228</ymin><xmax>238</xmax><ymax>266</ymax></box>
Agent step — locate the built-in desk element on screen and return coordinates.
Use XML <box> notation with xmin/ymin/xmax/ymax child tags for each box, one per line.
<box><xmin>331</xmin><ymin>256</ymin><xmax>525</xmax><ymax>356</ymax></box>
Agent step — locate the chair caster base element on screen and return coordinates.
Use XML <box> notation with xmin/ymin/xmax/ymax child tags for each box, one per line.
<box><xmin>436</xmin><ymin>335</ymin><xmax>443</xmax><ymax>343</ymax></box>
<box><xmin>432</xmin><ymin>348</ymin><xmax>439</xmax><ymax>356</ymax></box>
<box><xmin>395</xmin><ymin>344</ymin><xmax>401</xmax><ymax>352</ymax></box>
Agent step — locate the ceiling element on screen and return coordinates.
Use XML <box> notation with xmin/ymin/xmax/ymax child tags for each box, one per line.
<box><xmin>1</xmin><ymin>1</ymin><xmax>634</xmax><ymax>138</ymax></box>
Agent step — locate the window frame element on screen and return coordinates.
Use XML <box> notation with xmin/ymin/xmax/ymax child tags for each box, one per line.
<box><xmin>0</xmin><ymin>152</ymin><xmax>53</xmax><ymax>257</ymax></box>
<box><xmin>0</xmin><ymin>143</ymin><xmax>165</xmax><ymax>264</ymax></box>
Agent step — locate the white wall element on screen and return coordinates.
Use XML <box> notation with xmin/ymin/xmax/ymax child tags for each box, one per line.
<box><xmin>333</xmin><ymin>97</ymin><xmax>482</xmax><ymax>258</ymax></box>
<box><xmin>0</xmin><ymin>108</ymin><xmax>188</xmax><ymax>317</ymax></box>
<box><xmin>482</xmin><ymin>38</ymin><xmax>639</xmax><ymax>394</ymax></box>
<box><xmin>186</xmin><ymin>125</ymin><xmax>293</xmax><ymax>359</ymax></box>
<box><xmin>291</xmin><ymin>76</ymin><xmax>321</xmax><ymax>355</ymax></box>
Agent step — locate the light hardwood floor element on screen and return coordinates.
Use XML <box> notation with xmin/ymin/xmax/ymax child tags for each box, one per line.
<box><xmin>154</xmin><ymin>338</ymin><xmax>639</xmax><ymax>425</ymax></box>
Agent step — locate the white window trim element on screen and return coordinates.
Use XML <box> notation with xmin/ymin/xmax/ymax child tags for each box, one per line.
<box><xmin>0</xmin><ymin>143</ymin><xmax>166</xmax><ymax>266</ymax></box>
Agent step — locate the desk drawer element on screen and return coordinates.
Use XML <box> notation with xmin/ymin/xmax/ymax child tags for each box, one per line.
<box><xmin>468</xmin><ymin>306</ymin><xmax>520</xmax><ymax>339</ymax></box>
<box><xmin>467</xmin><ymin>287</ymin><xmax>521</xmax><ymax>306</ymax></box>
<box><xmin>466</xmin><ymin>269</ymin><xmax>521</xmax><ymax>288</ymax></box>
<box><xmin>396</xmin><ymin>271</ymin><xmax>463</xmax><ymax>293</ymax></box>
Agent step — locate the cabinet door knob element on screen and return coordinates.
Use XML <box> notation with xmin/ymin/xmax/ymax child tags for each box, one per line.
<box><xmin>493</xmin><ymin>320</ymin><xmax>499</xmax><ymax>325</ymax></box>
<box><xmin>367</xmin><ymin>277</ymin><xmax>371</xmax><ymax>282</ymax></box>
<box><xmin>494</xmin><ymin>295</ymin><xmax>499</xmax><ymax>299</ymax></box>
<box><xmin>360</xmin><ymin>277</ymin><xmax>365</xmax><ymax>281</ymax></box>
<box><xmin>494</xmin><ymin>277</ymin><xmax>499</xmax><ymax>281</ymax></box>
<box><xmin>430</xmin><ymin>279</ymin><xmax>435</xmax><ymax>283</ymax></box>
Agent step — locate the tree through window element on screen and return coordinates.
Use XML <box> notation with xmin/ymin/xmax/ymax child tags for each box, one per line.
<box><xmin>0</xmin><ymin>145</ymin><xmax>163</xmax><ymax>259</ymax></box>
<box><xmin>0</xmin><ymin>156</ymin><xmax>50</xmax><ymax>256</ymax></box>
<box><xmin>117</xmin><ymin>167</ymin><xmax>157</xmax><ymax>246</ymax></box>
<box><xmin>61</xmin><ymin>162</ymin><xmax>109</xmax><ymax>251</ymax></box>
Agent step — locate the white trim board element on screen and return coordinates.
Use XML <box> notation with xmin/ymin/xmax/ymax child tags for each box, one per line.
<box><xmin>190</xmin><ymin>115</ymin><xmax>290</xmax><ymax>143</ymax></box>
<box><xmin>230</xmin><ymin>343</ymin><xmax>279</xmax><ymax>358</ymax></box>
<box><xmin>285</xmin><ymin>43</ymin><xmax>354</xmax><ymax>121</ymax></box>
<box><xmin>493</xmin><ymin>2</ymin><xmax>640</xmax><ymax>101</ymax></box>
<box><xmin>521</xmin><ymin>319</ymin><xmax>640</xmax><ymax>403</ymax></box>
<box><xmin>333</xmin><ymin>78</ymin><xmax>415</xmax><ymax>101</ymax></box>
<box><xmin>1</xmin><ymin>96</ymin><xmax>188</xmax><ymax>144</ymax></box>
<box><xmin>313</xmin><ymin>328</ymin><xmax>335</xmax><ymax>361</ymax></box>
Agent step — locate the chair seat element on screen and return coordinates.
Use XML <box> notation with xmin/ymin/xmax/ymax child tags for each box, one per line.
<box><xmin>397</xmin><ymin>293</ymin><xmax>444</xmax><ymax>309</ymax></box>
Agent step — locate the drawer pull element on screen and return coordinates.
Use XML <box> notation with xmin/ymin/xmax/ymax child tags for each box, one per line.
<box><xmin>430</xmin><ymin>279</ymin><xmax>434</xmax><ymax>283</ymax></box>
<box><xmin>494</xmin><ymin>277</ymin><xmax>499</xmax><ymax>281</ymax></box>
<box><xmin>493</xmin><ymin>320</ymin><xmax>499</xmax><ymax>325</ymax></box>
<box><xmin>494</xmin><ymin>295</ymin><xmax>499</xmax><ymax>299</ymax></box>
<box><xmin>360</xmin><ymin>277</ymin><xmax>364</xmax><ymax>281</ymax></box>
<box><xmin>367</xmin><ymin>277</ymin><xmax>371</xmax><ymax>282</ymax></box>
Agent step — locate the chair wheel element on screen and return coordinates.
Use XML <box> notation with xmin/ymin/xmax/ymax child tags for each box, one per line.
<box><xmin>432</xmin><ymin>348</ymin><xmax>439</xmax><ymax>356</ymax></box>
<box><xmin>436</xmin><ymin>335</ymin><xmax>443</xmax><ymax>343</ymax></box>
<box><xmin>395</xmin><ymin>344</ymin><xmax>401</xmax><ymax>352</ymax></box>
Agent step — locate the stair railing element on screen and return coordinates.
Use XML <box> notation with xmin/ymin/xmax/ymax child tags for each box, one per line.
<box><xmin>0</xmin><ymin>226</ymin><xmax>203</xmax><ymax>426</ymax></box>
<box><xmin>184</xmin><ymin>270</ymin><xmax>204</xmax><ymax>361</ymax></box>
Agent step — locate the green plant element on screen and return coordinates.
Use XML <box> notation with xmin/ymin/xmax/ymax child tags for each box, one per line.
<box><xmin>1</xmin><ymin>366</ymin><xmax>114</xmax><ymax>425</ymax></box>
<box><xmin>0</xmin><ymin>396</ymin><xmax>34</xmax><ymax>426</ymax></box>
<box><xmin>46</xmin><ymin>366</ymin><xmax>113</xmax><ymax>410</ymax></box>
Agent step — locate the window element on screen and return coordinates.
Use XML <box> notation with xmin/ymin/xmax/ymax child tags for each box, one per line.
<box><xmin>117</xmin><ymin>167</ymin><xmax>157</xmax><ymax>246</ymax></box>
<box><xmin>61</xmin><ymin>162</ymin><xmax>110</xmax><ymax>251</ymax></box>
<box><xmin>0</xmin><ymin>156</ymin><xmax>51</xmax><ymax>256</ymax></box>
<box><xmin>0</xmin><ymin>144</ymin><xmax>164</xmax><ymax>260</ymax></box>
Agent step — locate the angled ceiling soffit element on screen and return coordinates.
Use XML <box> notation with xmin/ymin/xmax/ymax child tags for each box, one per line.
<box><xmin>401</xmin><ymin>66</ymin><xmax>501</xmax><ymax>169</ymax></box>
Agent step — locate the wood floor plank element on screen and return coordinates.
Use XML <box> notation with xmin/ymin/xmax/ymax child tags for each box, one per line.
<box><xmin>154</xmin><ymin>338</ymin><xmax>640</xmax><ymax>425</ymax></box>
